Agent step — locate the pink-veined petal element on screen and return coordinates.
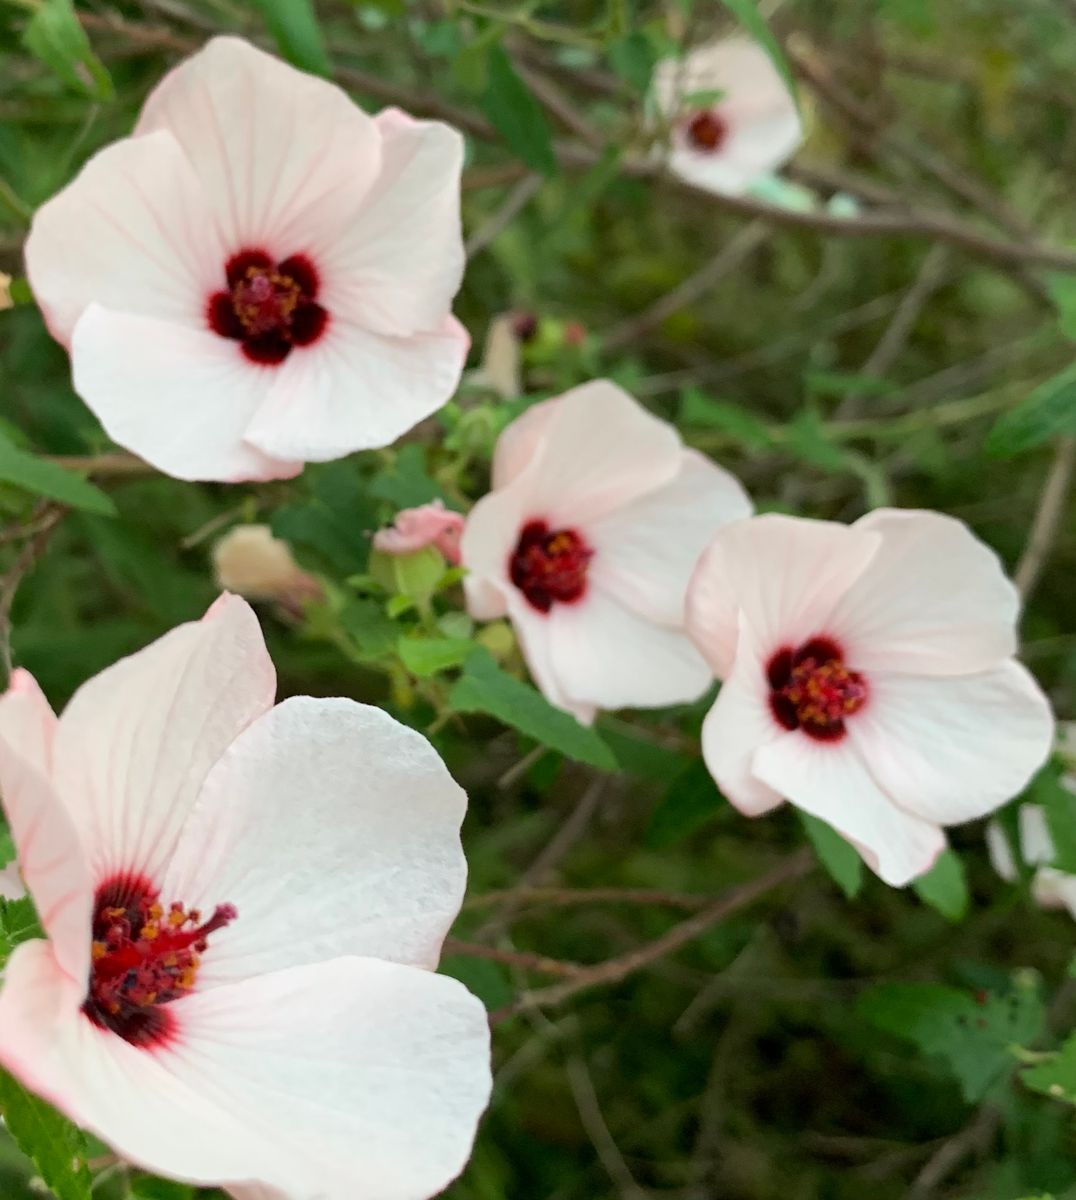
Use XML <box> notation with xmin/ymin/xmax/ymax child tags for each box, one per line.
<box><xmin>685</xmin><ymin>513</ymin><xmax>880</xmax><ymax>679</ymax></box>
<box><xmin>834</xmin><ymin>509</ymin><xmax>1021</xmax><ymax>675</ymax></box>
<box><xmin>320</xmin><ymin>109</ymin><xmax>464</xmax><ymax>337</ymax></box>
<box><xmin>699</xmin><ymin>619</ymin><xmax>785</xmax><ymax>816</ymax></box>
<box><xmin>51</xmin><ymin>595</ymin><xmax>276</xmax><ymax>888</ymax></box>
<box><xmin>0</xmin><ymin>943</ymin><xmax>491</xmax><ymax>1200</ymax></box>
<box><xmin>753</xmin><ymin>734</ymin><xmax>947</xmax><ymax>887</ymax></box>
<box><xmin>24</xmin><ymin>131</ymin><xmax>222</xmax><ymax>346</ymax></box>
<box><xmin>71</xmin><ymin>306</ymin><xmax>300</xmax><ymax>483</ymax></box>
<box><xmin>588</xmin><ymin>449</ymin><xmax>752</xmax><ymax>627</ymax></box>
<box><xmin>847</xmin><ymin>660</ymin><xmax>1054</xmax><ymax>826</ymax></box>
<box><xmin>244</xmin><ymin>315</ymin><xmax>468</xmax><ymax>462</ymax></box>
<box><xmin>547</xmin><ymin>584</ymin><xmax>712</xmax><ymax>713</ymax></box>
<box><xmin>135</xmin><ymin>36</ymin><xmax>382</xmax><ymax>256</ymax></box>
<box><xmin>164</xmin><ymin>697</ymin><xmax>467</xmax><ymax>985</ymax></box>
<box><xmin>0</xmin><ymin>677</ymin><xmax>90</xmax><ymax>984</ymax></box>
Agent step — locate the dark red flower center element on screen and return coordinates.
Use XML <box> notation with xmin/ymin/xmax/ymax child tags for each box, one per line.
<box><xmin>510</xmin><ymin>521</ymin><xmax>593</xmax><ymax>613</ymax></box>
<box><xmin>83</xmin><ymin>874</ymin><xmax>236</xmax><ymax>1048</ymax></box>
<box><xmin>208</xmin><ymin>249</ymin><xmax>328</xmax><ymax>366</ymax></box>
<box><xmin>767</xmin><ymin>637</ymin><xmax>868</xmax><ymax>742</ymax></box>
<box><xmin>685</xmin><ymin>109</ymin><xmax>729</xmax><ymax>153</ymax></box>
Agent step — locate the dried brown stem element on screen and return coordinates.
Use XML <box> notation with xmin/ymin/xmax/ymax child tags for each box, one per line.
<box><xmin>442</xmin><ymin>938</ymin><xmax>586</xmax><ymax>979</ymax></box>
<box><xmin>464</xmin><ymin>885</ymin><xmax>713</xmax><ymax>912</ymax></box>
<box><xmin>491</xmin><ymin>850</ymin><xmax>814</xmax><ymax>1022</ymax></box>
<box><xmin>1014</xmin><ymin>436</ymin><xmax>1076</xmax><ymax>600</ymax></box>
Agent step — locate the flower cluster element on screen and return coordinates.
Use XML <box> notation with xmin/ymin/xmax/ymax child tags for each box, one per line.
<box><xmin>1</xmin><ymin>28</ymin><xmax>1060</xmax><ymax>1200</ymax></box>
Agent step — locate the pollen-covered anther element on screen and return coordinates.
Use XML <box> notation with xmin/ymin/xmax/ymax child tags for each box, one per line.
<box><xmin>767</xmin><ymin>637</ymin><xmax>868</xmax><ymax>741</ymax></box>
<box><xmin>83</xmin><ymin>877</ymin><xmax>237</xmax><ymax>1048</ymax></box>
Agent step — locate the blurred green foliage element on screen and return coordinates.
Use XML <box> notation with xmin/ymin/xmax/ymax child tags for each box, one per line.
<box><xmin>1</xmin><ymin>0</ymin><xmax>1076</xmax><ymax>1198</ymax></box>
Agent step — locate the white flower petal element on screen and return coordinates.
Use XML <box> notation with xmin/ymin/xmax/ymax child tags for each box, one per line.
<box><xmin>753</xmin><ymin>734</ymin><xmax>946</xmax><ymax>886</ymax></box>
<box><xmin>985</xmin><ymin>820</ymin><xmax>1017</xmax><ymax>883</ymax></box>
<box><xmin>164</xmin><ymin>696</ymin><xmax>467</xmax><ymax>984</ymax></box>
<box><xmin>685</xmin><ymin>513</ymin><xmax>880</xmax><ymax>679</ymax></box>
<box><xmin>847</xmin><ymin>661</ymin><xmax>1054</xmax><ymax>825</ymax></box>
<box><xmin>588</xmin><ymin>449</ymin><xmax>752</xmax><ymax>626</ymax></box>
<box><xmin>244</xmin><ymin>315</ymin><xmax>468</xmax><ymax>462</ymax></box>
<box><xmin>0</xmin><ymin>676</ymin><xmax>91</xmax><ymax>984</ymax></box>
<box><xmin>490</xmin><ymin>395</ymin><xmax>559</xmax><ymax>490</ymax></box>
<box><xmin>835</xmin><ymin>509</ymin><xmax>1020</xmax><ymax>675</ymax></box>
<box><xmin>71</xmin><ymin>306</ymin><xmax>300</xmax><ymax>483</ymax></box>
<box><xmin>699</xmin><ymin>622</ymin><xmax>785</xmax><ymax>816</ymax></box>
<box><xmin>512</xmin><ymin>381</ymin><xmax>683</xmax><ymax>526</ymax></box>
<box><xmin>135</xmin><ymin>36</ymin><xmax>382</xmax><ymax>255</ymax></box>
<box><xmin>547</xmin><ymin>585</ymin><xmax>712</xmax><ymax>712</ymax></box>
<box><xmin>24</xmin><ymin>130</ymin><xmax>222</xmax><ymax>346</ymax></box>
<box><xmin>321</xmin><ymin>109</ymin><xmax>464</xmax><ymax>336</ymax></box>
<box><xmin>0</xmin><ymin>942</ymin><xmax>491</xmax><ymax>1200</ymax></box>
<box><xmin>52</xmin><ymin>595</ymin><xmax>275</xmax><ymax>887</ymax></box>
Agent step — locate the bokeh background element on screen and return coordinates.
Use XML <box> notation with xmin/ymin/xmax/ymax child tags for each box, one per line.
<box><xmin>1</xmin><ymin>1</ymin><xmax>1075</xmax><ymax>1198</ymax></box>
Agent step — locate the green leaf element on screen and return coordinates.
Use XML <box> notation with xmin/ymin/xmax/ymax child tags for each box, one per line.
<box><xmin>1023</xmin><ymin>1032</ymin><xmax>1076</xmax><ymax>1105</ymax></box>
<box><xmin>0</xmin><ymin>1066</ymin><xmax>91</xmax><ymax>1200</ymax></box>
<box><xmin>860</xmin><ymin>974</ymin><xmax>1045</xmax><ymax>1102</ymax></box>
<box><xmin>0</xmin><ymin>896</ymin><xmax>41</xmax><ymax>968</ymax></box>
<box><xmin>0</xmin><ymin>435</ymin><xmax>116</xmax><ymax>516</ymax></box>
<box><xmin>608</xmin><ymin>31</ymin><xmax>658</xmax><ymax>94</ymax></box>
<box><xmin>1046</xmin><ymin>274</ymin><xmax>1076</xmax><ymax>341</ymax></box>
<box><xmin>439</xmin><ymin>955</ymin><xmax>514</xmax><ymax>1011</ymax></box>
<box><xmin>129</xmin><ymin>1179</ymin><xmax>198</xmax><ymax>1200</ymax></box>
<box><xmin>272</xmin><ymin>463</ymin><xmax>376</xmax><ymax>577</ymax></box>
<box><xmin>913</xmin><ymin>849</ymin><xmax>970</xmax><ymax>922</ymax></box>
<box><xmin>715</xmin><ymin>0</ymin><xmax>798</xmax><ymax>107</ymax></box>
<box><xmin>22</xmin><ymin>0</ymin><xmax>114</xmax><ymax>100</ymax></box>
<box><xmin>338</xmin><ymin>597</ymin><xmax>397</xmax><ymax>661</ymax></box>
<box><xmin>645</xmin><ymin>759</ymin><xmax>724</xmax><ymax>848</ymax></box>
<box><xmin>481</xmin><ymin>44</ymin><xmax>557</xmax><ymax>176</ymax></box>
<box><xmin>798</xmin><ymin>811</ymin><xmax>863</xmax><ymax>898</ymax></box>
<box><xmin>986</xmin><ymin>363</ymin><xmax>1076</xmax><ymax>458</ymax></box>
<box><xmin>249</xmin><ymin>0</ymin><xmax>330</xmax><ymax>75</ymax></box>
<box><xmin>786</xmin><ymin>408</ymin><xmax>850</xmax><ymax>472</ymax></box>
<box><xmin>368</xmin><ymin>444</ymin><xmax>450</xmax><ymax>509</ymax></box>
<box><xmin>680</xmin><ymin>389</ymin><xmax>775</xmax><ymax>448</ymax></box>
<box><xmin>398</xmin><ymin>635</ymin><xmax>474</xmax><ymax>677</ymax></box>
<box><xmin>805</xmin><ymin>369</ymin><xmax>898</xmax><ymax>399</ymax></box>
<box><xmin>448</xmin><ymin>648</ymin><xmax>616</xmax><ymax>770</ymax></box>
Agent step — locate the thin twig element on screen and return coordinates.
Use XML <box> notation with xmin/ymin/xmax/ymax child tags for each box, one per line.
<box><xmin>601</xmin><ymin>221</ymin><xmax>770</xmax><ymax>353</ymax></box>
<box><xmin>905</xmin><ymin>1104</ymin><xmax>1000</xmax><ymax>1198</ymax></box>
<box><xmin>465</xmin><ymin>173</ymin><xmax>544</xmax><ymax>260</ymax></box>
<box><xmin>1014</xmin><ymin>436</ymin><xmax>1076</xmax><ymax>600</ymax></box>
<box><xmin>442</xmin><ymin>937</ymin><xmax>586</xmax><ymax>979</ymax></box>
<box><xmin>464</xmin><ymin>885</ymin><xmax>713</xmax><ymax>912</ymax></box>
<box><xmin>491</xmin><ymin>850</ymin><xmax>814</xmax><ymax>1022</ymax></box>
<box><xmin>566</xmin><ymin>1055</ymin><xmax>650</xmax><ymax>1199</ymax></box>
<box><xmin>47</xmin><ymin>452</ymin><xmax>155</xmax><ymax>477</ymax></box>
<box><xmin>0</xmin><ymin>506</ymin><xmax>64</xmax><ymax>683</ymax></box>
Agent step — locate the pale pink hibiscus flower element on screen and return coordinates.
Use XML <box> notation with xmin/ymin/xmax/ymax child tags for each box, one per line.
<box><xmin>651</xmin><ymin>37</ymin><xmax>803</xmax><ymax>197</ymax></box>
<box><xmin>0</xmin><ymin>595</ymin><xmax>491</xmax><ymax>1199</ymax></box>
<box><xmin>374</xmin><ymin>500</ymin><xmax>466</xmax><ymax>565</ymax></box>
<box><xmin>24</xmin><ymin>36</ymin><xmax>469</xmax><ymax>483</ymax></box>
<box><xmin>460</xmin><ymin>380</ymin><xmax>753</xmax><ymax>722</ymax></box>
<box><xmin>686</xmin><ymin>511</ymin><xmax>1054</xmax><ymax>886</ymax></box>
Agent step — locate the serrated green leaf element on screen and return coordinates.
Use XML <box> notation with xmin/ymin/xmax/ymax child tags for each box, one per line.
<box><xmin>786</xmin><ymin>408</ymin><xmax>850</xmax><ymax>472</ymax></box>
<box><xmin>645</xmin><ymin>759</ymin><xmax>724</xmax><ymax>848</ymax></box>
<box><xmin>250</xmin><ymin>0</ymin><xmax>330</xmax><ymax>75</ymax></box>
<box><xmin>860</xmin><ymin>975</ymin><xmax>1045</xmax><ymax>1102</ymax></box>
<box><xmin>338</xmin><ymin>597</ymin><xmax>396</xmax><ymax>660</ymax></box>
<box><xmin>715</xmin><ymin>0</ymin><xmax>798</xmax><ymax>108</ymax></box>
<box><xmin>368</xmin><ymin>444</ymin><xmax>450</xmax><ymax>510</ymax></box>
<box><xmin>448</xmin><ymin>648</ymin><xmax>616</xmax><ymax>770</ymax></box>
<box><xmin>22</xmin><ymin>0</ymin><xmax>114</xmax><ymax>100</ymax></box>
<box><xmin>0</xmin><ymin>1066</ymin><xmax>91</xmax><ymax>1200</ymax></box>
<box><xmin>1023</xmin><ymin>1032</ymin><xmax>1076</xmax><ymax>1105</ymax></box>
<box><xmin>986</xmin><ymin>363</ymin><xmax>1076</xmax><ymax>458</ymax></box>
<box><xmin>398</xmin><ymin>635</ymin><xmax>474</xmax><ymax>677</ymax></box>
<box><xmin>0</xmin><ymin>435</ymin><xmax>115</xmax><ymax>516</ymax></box>
<box><xmin>913</xmin><ymin>849</ymin><xmax>970</xmax><ymax>922</ymax></box>
<box><xmin>481</xmin><ymin>45</ymin><xmax>557</xmax><ymax>176</ymax></box>
<box><xmin>798</xmin><ymin>810</ymin><xmax>863</xmax><ymax>898</ymax></box>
